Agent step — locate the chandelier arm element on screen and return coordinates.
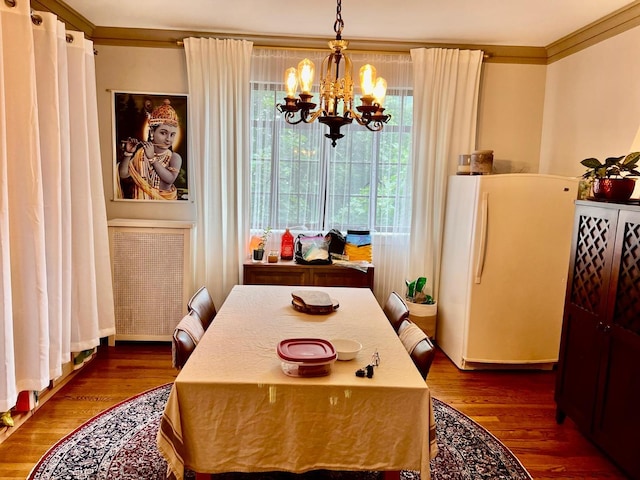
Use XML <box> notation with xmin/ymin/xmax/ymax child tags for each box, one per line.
<box><xmin>350</xmin><ymin>111</ymin><xmax>369</xmax><ymax>127</ymax></box>
<box><xmin>363</xmin><ymin>121</ymin><xmax>385</xmax><ymax>132</ymax></box>
<box><xmin>282</xmin><ymin>111</ymin><xmax>306</xmax><ymax>126</ymax></box>
<box><xmin>307</xmin><ymin>109</ymin><xmax>325</xmax><ymax>123</ymax></box>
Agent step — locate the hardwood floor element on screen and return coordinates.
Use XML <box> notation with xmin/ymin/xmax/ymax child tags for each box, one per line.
<box><xmin>0</xmin><ymin>342</ymin><xmax>629</xmax><ymax>479</ymax></box>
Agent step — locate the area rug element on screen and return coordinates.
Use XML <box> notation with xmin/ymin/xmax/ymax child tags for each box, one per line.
<box><xmin>28</xmin><ymin>383</ymin><xmax>532</xmax><ymax>480</ymax></box>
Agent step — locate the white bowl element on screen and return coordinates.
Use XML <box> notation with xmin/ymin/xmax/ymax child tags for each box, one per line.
<box><xmin>330</xmin><ymin>339</ymin><xmax>362</xmax><ymax>361</ymax></box>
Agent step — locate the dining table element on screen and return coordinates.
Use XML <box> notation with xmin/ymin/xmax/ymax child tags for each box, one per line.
<box><xmin>157</xmin><ymin>285</ymin><xmax>437</xmax><ymax>480</ymax></box>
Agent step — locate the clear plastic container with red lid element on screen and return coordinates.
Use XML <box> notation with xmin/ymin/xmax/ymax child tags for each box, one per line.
<box><xmin>277</xmin><ymin>338</ymin><xmax>337</xmax><ymax>377</ymax></box>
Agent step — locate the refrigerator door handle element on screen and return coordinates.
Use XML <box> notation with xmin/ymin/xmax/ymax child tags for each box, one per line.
<box><xmin>474</xmin><ymin>191</ymin><xmax>489</xmax><ymax>284</ymax></box>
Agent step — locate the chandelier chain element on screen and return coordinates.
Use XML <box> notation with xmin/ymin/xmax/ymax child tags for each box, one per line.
<box><xmin>333</xmin><ymin>0</ymin><xmax>344</xmax><ymax>39</ymax></box>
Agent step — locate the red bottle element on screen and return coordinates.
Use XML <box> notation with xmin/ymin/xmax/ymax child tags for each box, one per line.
<box><xmin>281</xmin><ymin>228</ymin><xmax>294</xmax><ymax>260</ymax></box>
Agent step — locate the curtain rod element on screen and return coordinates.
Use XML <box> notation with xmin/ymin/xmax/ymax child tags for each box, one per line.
<box><xmin>29</xmin><ymin>9</ymin><xmax>98</xmax><ymax>54</ymax></box>
<box><xmin>174</xmin><ymin>40</ymin><xmax>490</xmax><ymax>59</ymax></box>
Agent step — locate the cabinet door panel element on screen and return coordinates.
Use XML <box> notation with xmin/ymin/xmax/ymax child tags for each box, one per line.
<box><xmin>609</xmin><ymin>210</ymin><xmax>640</xmax><ymax>334</ymax></box>
<box><xmin>568</xmin><ymin>206</ymin><xmax>618</xmax><ymax>318</ymax></box>
<box><xmin>555</xmin><ymin>310</ymin><xmax>603</xmax><ymax>429</ymax></box>
<box><xmin>555</xmin><ymin>205</ymin><xmax>618</xmax><ymax>428</ymax></box>
<box><xmin>593</xmin><ymin>329</ymin><xmax>640</xmax><ymax>479</ymax></box>
<box><xmin>593</xmin><ymin>210</ymin><xmax>640</xmax><ymax>479</ymax></box>
<box><xmin>244</xmin><ymin>265</ymin><xmax>308</xmax><ymax>286</ymax></box>
<box><xmin>311</xmin><ymin>269</ymin><xmax>371</xmax><ymax>288</ymax></box>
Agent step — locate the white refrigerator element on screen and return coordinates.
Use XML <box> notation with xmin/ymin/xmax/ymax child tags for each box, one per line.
<box><xmin>436</xmin><ymin>174</ymin><xmax>578</xmax><ymax>370</ymax></box>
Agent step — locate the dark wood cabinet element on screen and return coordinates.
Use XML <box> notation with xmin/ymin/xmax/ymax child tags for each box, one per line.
<box><xmin>243</xmin><ymin>260</ymin><xmax>374</xmax><ymax>290</ymax></box>
<box><xmin>555</xmin><ymin>201</ymin><xmax>640</xmax><ymax>479</ymax></box>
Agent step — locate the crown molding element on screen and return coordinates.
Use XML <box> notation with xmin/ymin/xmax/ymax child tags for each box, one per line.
<box><xmin>546</xmin><ymin>0</ymin><xmax>640</xmax><ymax>63</ymax></box>
<box><xmin>30</xmin><ymin>0</ymin><xmax>640</xmax><ymax>65</ymax></box>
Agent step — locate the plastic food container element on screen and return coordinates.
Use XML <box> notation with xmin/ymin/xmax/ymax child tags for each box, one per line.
<box><xmin>277</xmin><ymin>338</ymin><xmax>337</xmax><ymax>377</ymax></box>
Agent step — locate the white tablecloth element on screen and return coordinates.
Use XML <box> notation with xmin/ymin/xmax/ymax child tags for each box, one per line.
<box><xmin>158</xmin><ymin>285</ymin><xmax>437</xmax><ymax>479</ymax></box>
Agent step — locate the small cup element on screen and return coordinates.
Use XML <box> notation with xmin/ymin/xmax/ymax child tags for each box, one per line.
<box><xmin>267</xmin><ymin>250</ymin><xmax>279</xmax><ymax>263</ymax></box>
<box><xmin>457</xmin><ymin>154</ymin><xmax>471</xmax><ymax>175</ymax></box>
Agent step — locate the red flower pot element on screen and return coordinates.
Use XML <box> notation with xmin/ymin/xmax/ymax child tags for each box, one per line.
<box><xmin>592</xmin><ymin>178</ymin><xmax>636</xmax><ymax>202</ymax></box>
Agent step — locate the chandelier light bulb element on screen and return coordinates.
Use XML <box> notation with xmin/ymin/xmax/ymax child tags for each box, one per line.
<box><xmin>373</xmin><ymin>77</ymin><xmax>387</xmax><ymax>107</ymax></box>
<box><xmin>359</xmin><ymin>64</ymin><xmax>376</xmax><ymax>98</ymax></box>
<box><xmin>284</xmin><ymin>67</ymin><xmax>298</xmax><ymax>98</ymax></box>
<box><xmin>297</xmin><ymin>59</ymin><xmax>315</xmax><ymax>95</ymax></box>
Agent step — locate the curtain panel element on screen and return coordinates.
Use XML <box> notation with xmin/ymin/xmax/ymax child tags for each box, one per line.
<box><xmin>184</xmin><ymin>38</ymin><xmax>253</xmax><ymax>309</ymax></box>
<box><xmin>409</xmin><ymin>48</ymin><xmax>483</xmax><ymax>300</ymax></box>
<box><xmin>0</xmin><ymin>1</ymin><xmax>114</xmax><ymax>412</ymax></box>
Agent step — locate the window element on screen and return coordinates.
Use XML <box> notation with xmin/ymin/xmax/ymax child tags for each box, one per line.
<box><xmin>250</xmin><ymin>49</ymin><xmax>413</xmax><ymax>234</ymax></box>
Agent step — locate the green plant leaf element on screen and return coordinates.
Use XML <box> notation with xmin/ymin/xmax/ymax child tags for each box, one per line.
<box><xmin>406</xmin><ymin>280</ymin><xmax>416</xmax><ymax>299</ymax></box>
<box><xmin>604</xmin><ymin>156</ymin><xmax>624</xmax><ymax>166</ymax></box>
<box><xmin>415</xmin><ymin>277</ymin><xmax>427</xmax><ymax>294</ymax></box>
<box><xmin>581</xmin><ymin>158</ymin><xmax>602</xmax><ymax>168</ymax></box>
<box><xmin>623</xmin><ymin>152</ymin><xmax>640</xmax><ymax>167</ymax></box>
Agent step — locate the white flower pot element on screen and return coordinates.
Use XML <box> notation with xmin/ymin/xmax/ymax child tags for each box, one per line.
<box><xmin>407</xmin><ymin>300</ymin><xmax>437</xmax><ymax>339</ymax></box>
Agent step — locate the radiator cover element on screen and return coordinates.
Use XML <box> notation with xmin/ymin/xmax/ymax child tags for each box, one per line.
<box><xmin>108</xmin><ymin>220</ymin><xmax>193</xmax><ymax>341</ymax></box>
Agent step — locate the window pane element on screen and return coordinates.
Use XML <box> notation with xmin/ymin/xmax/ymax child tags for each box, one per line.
<box><xmin>277</xmin><ymin>126</ymin><xmax>323</xmax><ymax>230</ymax></box>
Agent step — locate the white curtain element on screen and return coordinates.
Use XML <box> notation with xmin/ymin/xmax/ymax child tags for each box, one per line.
<box><xmin>184</xmin><ymin>38</ymin><xmax>253</xmax><ymax>309</ymax></box>
<box><xmin>408</xmin><ymin>48</ymin><xmax>483</xmax><ymax>300</ymax></box>
<box><xmin>350</xmin><ymin>53</ymin><xmax>413</xmax><ymax>305</ymax></box>
<box><xmin>0</xmin><ymin>1</ymin><xmax>114</xmax><ymax>412</ymax></box>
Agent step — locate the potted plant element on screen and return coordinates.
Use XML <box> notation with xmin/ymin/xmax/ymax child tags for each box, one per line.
<box><xmin>252</xmin><ymin>226</ymin><xmax>272</xmax><ymax>262</ymax></box>
<box><xmin>405</xmin><ymin>277</ymin><xmax>437</xmax><ymax>338</ymax></box>
<box><xmin>581</xmin><ymin>152</ymin><xmax>640</xmax><ymax>201</ymax></box>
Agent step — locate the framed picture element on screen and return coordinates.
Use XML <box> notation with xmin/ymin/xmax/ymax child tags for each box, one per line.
<box><xmin>112</xmin><ymin>91</ymin><xmax>189</xmax><ymax>201</ymax></box>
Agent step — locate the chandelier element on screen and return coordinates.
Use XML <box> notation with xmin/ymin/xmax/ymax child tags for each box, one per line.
<box><xmin>276</xmin><ymin>0</ymin><xmax>391</xmax><ymax>147</ymax></box>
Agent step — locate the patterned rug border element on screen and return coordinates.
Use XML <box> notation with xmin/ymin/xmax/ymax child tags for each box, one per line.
<box><xmin>431</xmin><ymin>397</ymin><xmax>533</xmax><ymax>480</ymax></box>
<box><xmin>27</xmin><ymin>383</ymin><xmax>170</xmax><ymax>478</ymax></box>
<box><xmin>28</xmin><ymin>383</ymin><xmax>533</xmax><ymax>480</ymax></box>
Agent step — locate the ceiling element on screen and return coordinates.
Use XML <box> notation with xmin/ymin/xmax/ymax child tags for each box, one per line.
<box><xmin>57</xmin><ymin>0</ymin><xmax>638</xmax><ymax>48</ymax></box>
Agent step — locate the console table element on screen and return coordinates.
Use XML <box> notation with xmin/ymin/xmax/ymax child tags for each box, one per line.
<box><xmin>243</xmin><ymin>260</ymin><xmax>374</xmax><ymax>290</ymax></box>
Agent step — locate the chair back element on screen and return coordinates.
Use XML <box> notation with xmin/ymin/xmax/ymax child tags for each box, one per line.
<box><xmin>383</xmin><ymin>291</ymin><xmax>410</xmax><ymax>332</ymax></box>
<box><xmin>172</xmin><ymin>313</ymin><xmax>205</xmax><ymax>369</ymax></box>
<box><xmin>187</xmin><ymin>286</ymin><xmax>217</xmax><ymax>330</ymax></box>
<box><xmin>397</xmin><ymin>319</ymin><xmax>435</xmax><ymax>380</ymax></box>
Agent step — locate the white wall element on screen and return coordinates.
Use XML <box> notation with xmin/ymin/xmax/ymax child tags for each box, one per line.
<box><xmin>540</xmin><ymin>25</ymin><xmax>640</xmax><ymax>179</ymax></box>
<box><xmin>95</xmin><ymin>45</ymin><xmax>195</xmax><ymax>221</ymax></box>
<box><xmin>477</xmin><ymin>62</ymin><xmax>547</xmax><ymax>174</ymax></box>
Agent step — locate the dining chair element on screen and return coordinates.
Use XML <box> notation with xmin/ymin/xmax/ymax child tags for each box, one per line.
<box><xmin>187</xmin><ymin>286</ymin><xmax>217</xmax><ymax>331</ymax></box>
<box><xmin>172</xmin><ymin>313</ymin><xmax>205</xmax><ymax>369</ymax></box>
<box><xmin>397</xmin><ymin>319</ymin><xmax>436</xmax><ymax>380</ymax></box>
<box><xmin>383</xmin><ymin>291</ymin><xmax>410</xmax><ymax>332</ymax></box>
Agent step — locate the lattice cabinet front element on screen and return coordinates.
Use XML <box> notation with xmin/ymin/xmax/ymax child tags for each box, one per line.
<box><xmin>556</xmin><ymin>201</ymin><xmax>640</xmax><ymax>480</ymax></box>
<box><xmin>569</xmin><ymin>211</ymin><xmax>616</xmax><ymax>315</ymax></box>
<box><xmin>108</xmin><ymin>220</ymin><xmax>193</xmax><ymax>341</ymax></box>
<box><xmin>612</xmin><ymin>210</ymin><xmax>640</xmax><ymax>335</ymax></box>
